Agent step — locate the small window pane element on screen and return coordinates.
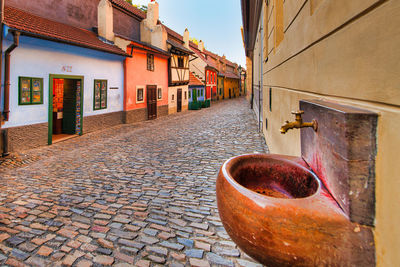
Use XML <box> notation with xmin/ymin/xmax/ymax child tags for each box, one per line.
<box><xmin>20</xmin><ymin>78</ymin><xmax>31</xmax><ymax>104</ymax></box>
<box><xmin>100</xmin><ymin>80</ymin><xmax>107</xmax><ymax>109</ymax></box>
<box><xmin>94</xmin><ymin>81</ymin><xmax>101</xmax><ymax>110</ymax></box>
<box><xmin>137</xmin><ymin>88</ymin><xmax>144</xmax><ymax>102</ymax></box>
<box><xmin>158</xmin><ymin>88</ymin><xmax>162</xmax><ymax>100</ymax></box>
<box><xmin>31</xmin><ymin>79</ymin><xmax>42</xmax><ymax>104</ymax></box>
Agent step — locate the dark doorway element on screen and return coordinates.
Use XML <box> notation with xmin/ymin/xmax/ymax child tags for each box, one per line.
<box><xmin>147</xmin><ymin>85</ymin><xmax>157</xmax><ymax>120</ymax></box>
<box><xmin>177</xmin><ymin>89</ymin><xmax>182</xmax><ymax>112</ymax></box>
<box><xmin>63</xmin><ymin>79</ymin><xmax>78</xmax><ymax>134</ymax></box>
<box><xmin>52</xmin><ymin>78</ymin><xmax>79</xmax><ymax>142</ymax></box>
<box><xmin>229</xmin><ymin>88</ymin><xmax>232</xmax><ymax>99</ymax></box>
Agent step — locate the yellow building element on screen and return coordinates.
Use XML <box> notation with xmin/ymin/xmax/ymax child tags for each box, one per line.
<box><xmin>223</xmin><ymin>76</ymin><xmax>240</xmax><ymax>99</ymax></box>
<box><xmin>242</xmin><ymin>0</ymin><xmax>400</xmax><ymax>266</ymax></box>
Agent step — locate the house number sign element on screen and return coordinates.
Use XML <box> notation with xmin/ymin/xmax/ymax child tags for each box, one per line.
<box><xmin>62</xmin><ymin>66</ymin><xmax>72</xmax><ymax>72</ymax></box>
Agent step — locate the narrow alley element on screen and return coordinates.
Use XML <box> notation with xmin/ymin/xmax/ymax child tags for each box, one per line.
<box><xmin>0</xmin><ymin>98</ymin><xmax>267</xmax><ymax>267</ymax></box>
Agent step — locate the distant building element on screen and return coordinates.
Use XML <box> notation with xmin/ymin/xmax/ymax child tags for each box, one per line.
<box><xmin>188</xmin><ymin>72</ymin><xmax>204</xmax><ymax>110</ymax></box>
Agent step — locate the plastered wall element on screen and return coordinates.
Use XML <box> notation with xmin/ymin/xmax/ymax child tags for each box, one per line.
<box><xmin>1</xmin><ymin>35</ymin><xmax>124</xmax><ymax>129</ymax></box>
<box><xmin>125</xmin><ymin>48</ymin><xmax>168</xmax><ymax>111</ymax></box>
<box><xmin>259</xmin><ymin>0</ymin><xmax>400</xmax><ymax>265</ymax></box>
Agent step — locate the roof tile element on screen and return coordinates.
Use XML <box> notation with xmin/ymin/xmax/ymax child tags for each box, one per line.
<box><xmin>189</xmin><ymin>72</ymin><xmax>204</xmax><ymax>86</ymax></box>
<box><xmin>4</xmin><ymin>6</ymin><xmax>128</xmax><ymax>56</ymax></box>
<box><xmin>109</xmin><ymin>0</ymin><xmax>146</xmax><ymax>19</ymax></box>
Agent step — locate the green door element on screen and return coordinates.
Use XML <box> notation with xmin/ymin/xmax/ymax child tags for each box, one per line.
<box><xmin>62</xmin><ymin>79</ymin><xmax>77</xmax><ymax>134</ymax></box>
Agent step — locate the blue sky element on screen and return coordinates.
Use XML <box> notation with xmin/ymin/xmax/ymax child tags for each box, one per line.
<box><xmin>133</xmin><ymin>0</ymin><xmax>246</xmax><ymax>67</ymax></box>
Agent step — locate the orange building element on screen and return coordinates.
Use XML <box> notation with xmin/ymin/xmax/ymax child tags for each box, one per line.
<box><xmin>124</xmin><ymin>41</ymin><xmax>170</xmax><ymax>123</ymax></box>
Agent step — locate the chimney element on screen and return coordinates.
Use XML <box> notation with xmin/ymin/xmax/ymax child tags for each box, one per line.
<box><xmin>140</xmin><ymin>0</ymin><xmax>167</xmax><ymax>51</ymax></box>
<box><xmin>183</xmin><ymin>28</ymin><xmax>190</xmax><ymax>49</ymax></box>
<box><xmin>98</xmin><ymin>0</ymin><xmax>114</xmax><ymax>41</ymax></box>
<box><xmin>146</xmin><ymin>1</ymin><xmax>159</xmax><ymax>27</ymax></box>
<box><xmin>198</xmin><ymin>40</ymin><xmax>204</xmax><ymax>52</ymax></box>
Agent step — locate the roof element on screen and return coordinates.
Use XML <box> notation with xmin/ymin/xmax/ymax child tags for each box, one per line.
<box><xmin>109</xmin><ymin>0</ymin><xmax>146</xmax><ymax>20</ymax></box>
<box><xmin>189</xmin><ymin>72</ymin><xmax>204</xmax><ymax>86</ymax></box>
<box><xmin>190</xmin><ymin>44</ymin><xmax>218</xmax><ymax>71</ymax></box>
<box><xmin>163</xmin><ymin>24</ymin><xmax>184</xmax><ymax>42</ymax></box>
<box><xmin>224</xmin><ymin>72</ymin><xmax>240</xmax><ymax>79</ymax></box>
<box><xmin>129</xmin><ymin>39</ymin><xmax>170</xmax><ymax>57</ymax></box>
<box><xmin>4</xmin><ymin>6</ymin><xmax>129</xmax><ymax>57</ymax></box>
<box><xmin>166</xmin><ymin>39</ymin><xmax>193</xmax><ymax>55</ymax></box>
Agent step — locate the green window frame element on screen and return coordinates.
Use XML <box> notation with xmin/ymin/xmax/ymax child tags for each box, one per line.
<box><xmin>93</xmin><ymin>79</ymin><xmax>107</xmax><ymax>110</ymax></box>
<box><xmin>19</xmin><ymin>76</ymin><xmax>43</xmax><ymax>105</ymax></box>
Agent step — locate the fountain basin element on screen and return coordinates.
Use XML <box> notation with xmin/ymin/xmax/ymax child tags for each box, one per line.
<box><xmin>216</xmin><ymin>154</ymin><xmax>373</xmax><ymax>266</ymax></box>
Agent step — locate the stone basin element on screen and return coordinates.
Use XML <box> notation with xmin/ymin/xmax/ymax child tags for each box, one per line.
<box><xmin>216</xmin><ymin>154</ymin><xmax>373</xmax><ymax>266</ymax></box>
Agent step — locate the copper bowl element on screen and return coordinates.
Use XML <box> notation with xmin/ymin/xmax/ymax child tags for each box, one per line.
<box><xmin>216</xmin><ymin>154</ymin><xmax>360</xmax><ymax>266</ymax></box>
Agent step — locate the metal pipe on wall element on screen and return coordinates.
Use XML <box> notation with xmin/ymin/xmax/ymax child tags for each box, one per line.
<box><xmin>2</xmin><ymin>30</ymin><xmax>20</xmax><ymax>157</ymax></box>
<box><xmin>0</xmin><ymin>0</ymin><xmax>5</xmax><ymax>156</ymax></box>
<box><xmin>4</xmin><ymin>31</ymin><xmax>20</xmax><ymax>122</ymax></box>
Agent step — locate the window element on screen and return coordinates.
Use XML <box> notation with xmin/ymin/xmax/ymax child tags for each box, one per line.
<box><xmin>147</xmin><ymin>54</ymin><xmax>154</xmax><ymax>71</ymax></box>
<box><xmin>136</xmin><ymin>87</ymin><xmax>144</xmax><ymax>103</ymax></box>
<box><xmin>94</xmin><ymin>80</ymin><xmax>107</xmax><ymax>110</ymax></box>
<box><xmin>178</xmin><ymin>56</ymin><xmax>184</xmax><ymax>68</ymax></box>
<box><xmin>189</xmin><ymin>90</ymin><xmax>191</xmax><ymax>98</ymax></box>
<box><xmin>19</xmin><ymin>77</ymin><xmax>43</xmax><ymax>105</ymax></box>
<box><xmin>172</xmin><ymin>94</ymin><xmax>174</xmax><ymax>101</ymax></box>
<box><xmin>157</xmin><ymin>87</ymin><xmax>162</xmax><ymax>100</ymax></box>
<box><xmin>184</xmin><ymin>91</ymin><xmax>187</xmax><ymax>100</ymax></box>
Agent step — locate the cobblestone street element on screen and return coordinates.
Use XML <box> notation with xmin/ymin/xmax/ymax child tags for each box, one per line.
<box><xmin>0</xmin><ymin>98</ymin><xmax>268</xmax><ymax>267</ymax></box>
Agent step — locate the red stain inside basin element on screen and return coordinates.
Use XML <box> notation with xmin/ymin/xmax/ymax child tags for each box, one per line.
<box><xmin>231</xmin><ymin>157</ymin><xmax>319</xmax><ymax>199</ymax></box>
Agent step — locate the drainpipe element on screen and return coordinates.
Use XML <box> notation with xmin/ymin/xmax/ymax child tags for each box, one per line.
<box><xmin>4</xmin><ymin>31</ymin><xmax>20</xmax><ymax>121</ymax></box>
<box><xmin>2</xmin><ymin>30</ymin><xmax>20</xmax><ymax>156</ymax></box>
<box><xmin>251</xmin><ymin>54</ymin><xmax>254</xmax><ymax>109</ymax></box>
<box><xmin>0</xmin><ymin>0</ymin><xmax>4</xmax><ymax>156</ymax></box>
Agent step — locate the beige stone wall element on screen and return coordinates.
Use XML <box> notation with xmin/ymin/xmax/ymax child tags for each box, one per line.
<box><xmin>245</xmin><ymin>56</ymin><xmax>252</xmax><ymax>102</ymax></box>
<box><xmin>260</xmin><ymin>0</ymin><xmax>400</xmax><ymax>266</ymax></box>
<box><xmin>168</xmin><ymin>85</ymin><xmax>188</xmax><ymax>114</ymax></box>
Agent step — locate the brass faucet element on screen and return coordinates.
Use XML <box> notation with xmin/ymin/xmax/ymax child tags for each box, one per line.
<box><xmin>280</xmin><ymin>110</ymin><xmax>318</xmax><ymax>134</ymax></box>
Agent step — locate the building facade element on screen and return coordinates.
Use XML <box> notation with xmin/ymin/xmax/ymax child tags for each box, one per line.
<box><xmin>242</xmin><ymin>0</ymin><xmax>400</xmax><ymax>265</ymax></box>
<box><xmin>0</xmin><ymin>5</ymin><xmax>128</xmax><ymax>152</ymax></box>
<box><xmin>124</xmin><ymin>42</ymin><xmax>169</xmax><ymax>122</ymax></box>
<box><xmin>188</xmin><ymin>72</ymin><xmax>204</xmax><ymax>110</ymax></box>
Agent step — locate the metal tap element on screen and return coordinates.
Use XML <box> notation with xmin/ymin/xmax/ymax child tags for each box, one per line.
<box><xmin>280</xmin><ymin>110</ymin><xmax>318</xmax><ymax>134</ymax></box>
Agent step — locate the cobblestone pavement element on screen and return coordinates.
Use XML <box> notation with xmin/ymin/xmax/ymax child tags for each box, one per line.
<box><xmin>0</xmin><ymin>98</ymin><xmax>268</xmax><ymax>267</ymax></box>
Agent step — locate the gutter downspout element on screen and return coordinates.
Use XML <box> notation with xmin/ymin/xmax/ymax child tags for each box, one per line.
<box><xmin>259</xmin><ymin>7</ymin><xmax>263</xmax><ymax>133</ymax></box>
<box><xmin>251</xmin><ymin>54</ymin><xmax>254</xmax><ymax>110</ymax></box>
<box><xmin>0</xmin><ymin>0</ymin><xmax>4</xmax><ymax>156</ymax></box>
<box><xmin>4</xmin><ymin>31</ymin><xmax>20</xmax><ymax>122</ymax></box>
<box><xmin>2</xmin><ymin>30</ymin><xmax>20</xmax><ymax>156</ymax></box>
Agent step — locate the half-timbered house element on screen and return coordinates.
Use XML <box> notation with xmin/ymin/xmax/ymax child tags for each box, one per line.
<box><xmin>165</xmin><ymin>27</ymin><xmax>192</xmax><ymax>114</ymax></box>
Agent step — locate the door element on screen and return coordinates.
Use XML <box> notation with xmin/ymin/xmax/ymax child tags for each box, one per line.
<box><xmin>147</xmin><ymin>85</ymin><xmax>157</xmax><ymax>120</ymax></box>
<box><xmin>229</xmin><ymin>88</ymin><xmax>232</xmax><ymax>99</ymax></box>
<box><xmin>62</xmin><ymin>79</ymin><xmax>77</xmax><ymax>134</ymax></box>
<box><xmin>177</xmin><ymin>89</ymin><xmax>182</xmax><ymax>112</ymax></box>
